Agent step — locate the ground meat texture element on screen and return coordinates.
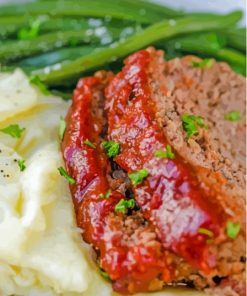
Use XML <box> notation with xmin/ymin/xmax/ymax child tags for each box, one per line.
<box><xmin>151</xmin><ymin>53</ymin><xmax>246</xmax><ymax>203</ymax></box>
<box><xmin>62</xmin><ymin>48</ymin><xmax>246</xmax><ymax>295</ymax></box>
<box><xmin>145</xmin><ymin>47</ymin><xmax>246</xmax><ymax>295</ymax></box>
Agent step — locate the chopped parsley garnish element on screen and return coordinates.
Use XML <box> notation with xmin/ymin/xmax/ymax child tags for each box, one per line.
<box><xmin>198</xmin><ymin>227</ymin><xmax>214</xmax><ymax>238</ymax></box>
<box><xmin>192</xmin><ymin>58</ymin><xmax>214</xmax><ymax>69</ymax></box>
<box><xmin>128</xmin><ymin>169</ymin><xmax>149</xmax><ymax>186</ymax></box>
<box><xmin>58</xmin><ymin>166</ymin><xmax>76</xmax><ymax>184</ymax></box>
<box><xmin>17</xmin><ymin>159</ymin><xmax>26</xmax><ymax>172</ymax></box>
<box><xmin>206</xmin><ymin>239</ymin><xmax>214</xmax><ymax>245</ymax></box>
<box><xmin>59</xmin><ymin>117</ymin><xmax>66</xmax><ymax>141</ymax></box>
<box><xmin>84</xmin><ymin>139</ymin><xmax>96</xmax><ymax>149</ymax></box>
<box><xmin>29</xmin><ymin>76</ymin><xmax>50</xmax><ymax>96</ymax></box>
<box><xmin>99</xmin><ymin>189</ymin><xmax>111</xmax><ymax>199</ymax></box>
<box><xmin>0</xmin><ymin>124</ymin><xmax>25</xmax><ymax>138</ymax></box>
<box><xmin>18</xmin><ymin>18</ymin><xmax>41</xmax><ymax>40</ymax></box>
<box><xmin>102</xmin><ymin>140</ymin><xmax>120</xmax><ymax>158</ymax></box>
<box><xmin>99</xmin><ymin>269</ymin><xmax>112</xmax><ymax>282</ymax></box>
<box><xmin>226</xmin><ymin>221</ymin><xmax>241</xmax><ymax>239</ymax></box>
<box><xmin>115</xmin><ymin>198</ymin><xmax>135</xmax><ymax>213</ymax></box>
<box><xmin>182</xmin><ymin>114</ymin><xmax>208</xmax><ymax>138</ymax></box>
<box><xmin>155</xmin><ymin>145</ymin><xmax>175</xmax><ymax>159</ymax></box>
<box><xmin>224</xmin><ymin>111</ymin><xmax>241</xmax><ymax>122</ymax></box>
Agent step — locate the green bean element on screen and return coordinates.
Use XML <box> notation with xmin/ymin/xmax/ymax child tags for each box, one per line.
<box><xmin>162</xmin><ymin>24</ymin><xmax>246</xmax><ymax>54</ymax></box>
<box><xmin>16</xmin><ymin>18</ymin><xmax>91</xmax><ymax>40</ymax></box>
<box><xmin>164</xmin><ymin>33</ymin><xmax>226</xmax><ymax>54</ymax></box>
<box><xmin>37</xmin><ymin>17</ymin><xmax>89</xmax><ymax>32</ymax></box>
<box><xmin>230</xmin><ymin>63</ymin><xmax>246</xmax><ymax>76</ymax></box>
<box><xmin>0</xmin><ymin>16</ymin><xmax>29</xmax><ymax>38</ymax></box>
<box><xmin>32</xmin><ymin>11</ymin><xmax>242</xmax><ymax>85</ymax></box>
<box><xmin>164</xmin><ymin>32</ymin><xmax>245</xmax><ymax>67</ymax></box>
<box><xmin>0</xmin><ymin>16</ymin><xmax>95</xmax><ymax>40</ymax></box>
<box><xmin>37</xmin><ymin>0</ymin><xmax>184</xmax><ymax>18</ymax></box>
<box><xmin>15</xmin><ymin>46</ymin><xmax>99</xmax><ymax>68</ymax></box>
<box><xmin>0</xmin><ymin>27</ymin><xmax>119</xmax><ymax>62</ymax></box>
<box><xmin>216</xmin><ymin>48</ymin><xmax>246</xmax><ymax>68</ymax></box>
<box><xmin>0</xmin><ymin>16</ymin><xmax>28</xmax><ymax>24</ymax></box>
<box><xmin>112</xmin><ymin>0</ymin><xmax>184</xmax><ymax>18</ymax></box>
<box><xmin>0</xmin><ymin>0</ymin><xmax>162</xmax><ymax>24</ymax></box>
<box><xmin>1</xmin><ymin>15</ymin><xmax>137</xmax><ymax>42</ymax></box>
<box><xmin>225</xmin><ymin>27</ymin><xmax>246</xmax><ymax>52</ymax></box>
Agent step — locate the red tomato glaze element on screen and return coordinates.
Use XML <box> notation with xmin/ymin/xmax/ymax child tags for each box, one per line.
<box><xmin>62</xmin><ymin>49</ymin><xmax>226</xmax><ymax>294</ymax></box>
<box><xmin>105</xmin><ymin>50</ymin><xmax>224</xmax><ymax>272</ymax></box>
<box><xmin>62</xmin><ymin>75</ymin><xmax>174</xmax><ymax>294</ymax></box>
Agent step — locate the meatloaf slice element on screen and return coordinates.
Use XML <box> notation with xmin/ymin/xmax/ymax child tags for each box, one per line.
<box><xmin>62</xmin><ymin>47</ymin><xmax>245</xmax><ymax>295</ymax></box>
<box><xmin>145</xmin><ymin>47</ymin><xmax>246</xmax><ymax>295</ymax></box>
<box><xmin>152</xmin><ymin>53</ymin><xmax>246</xmax><ymax>200</ymax></box>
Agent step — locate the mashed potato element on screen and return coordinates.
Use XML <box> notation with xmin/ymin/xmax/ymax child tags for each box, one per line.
<box><xmin>0</xmin><ymin>70</ymin><xmax>201</xmax><ymax>296</ymax></box>
<box><xmin>0</xmin><ymin>69</ymin><xmax>113</xmax><ymax>296</ymax></box>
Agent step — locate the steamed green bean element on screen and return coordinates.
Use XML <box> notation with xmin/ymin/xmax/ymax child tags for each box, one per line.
<box><xmin>0</xmin><ymin>26</ymin><xmax>121</xmax><ymax>62</ymax></box>
<box><xmin>32</xmin><ymin>11</ymin><xmax>242</xmax><ymax>85</ymax></box>
<box><xmin>164</xmin><ymin>32</ymin><xmax>245</xmax><ymax>68</ymax></box>
<box><xmin>0</xmin><ymin>0</ymin><xmax>163</xmax><ymax>24</ymax></box>
<box><xmin>15</xmin><ymin>46</ymin><xmax>99</xmax><ymax>68</ymax></box>
<box><xmin>0</xmin><ymin>16</ymin><xmax>30</xmax><ymax>38</ymax></box>
<box><xmin>225</xmin><ymin>27</ymin><xmax>246</xmax><ymax>52</ymax></box>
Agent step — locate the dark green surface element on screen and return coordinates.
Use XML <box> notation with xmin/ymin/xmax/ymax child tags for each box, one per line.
<box><xmin>162</xmin><ymin>32</ymin><xmax>246</xmax><ymax>75</ymax></box>
<box><xmin>33</xmin><ymin>12</ymin><xmax>244</xmax><ymax>85</ymax></box>
<box><xmin>0</xmin><ymin>0</ymin><xmax>245</xmax><ymax>96</ymax></box>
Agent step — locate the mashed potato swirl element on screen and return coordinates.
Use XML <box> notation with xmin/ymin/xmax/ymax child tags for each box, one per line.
<box><xmin>0</xmin><ymin>69</ymin><xmax>114</xmax><ymax>296</ymax></box>
<box><xmin>0</xmin><ymin>70</ymin><xmax>201</xmax><ymax>296</ymax></box>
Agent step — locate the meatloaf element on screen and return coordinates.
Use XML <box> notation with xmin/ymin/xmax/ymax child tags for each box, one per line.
<box><xmin>61</xmin><ymin>47</ymin><xmax>246</xmax><ymax>295</ymax></box>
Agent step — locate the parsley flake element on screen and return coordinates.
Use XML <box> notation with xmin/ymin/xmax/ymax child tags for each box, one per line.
<box><xmin>182</xmin><ymin>114</ymin><xmax>208</xmax><ymax>138</ymax></box>
<box><xmin>226</xmin><ymin>221</ymin><xmax>241</xmax><ymax>239</ymax></box>
<box><xmin>206</xmin><ymin>239</ymin><xmax>214</xmax><ymax>245</ymax></box>
<box><xmin>59</xmin><ymin>117</ymin><xmax>66</xmax><ymax>141</ymax></box>
<box><xmin>58</xmin><ymin>166</ymin><xmax>76</xmax><ymax>184</ymax></box>
<box><xmin>99</xmin><ymin>189</ymin><xmax>111</xmax><ymax>199</ymax></box>
<box><xmin>102</xmin><ymin>140</ymin><xmax>120</xmax><ymax>158</ymax></box>
<box><xmin>128</xmin><ymin>168</ymin><xmax>149</xmax><ymax>186</ymax></box>
<box><xmin>115</xmin><ymin>198</ymin><xmax>135</xmax><ymax>213</ymax></box>
<box><xmin>18</xmin><ymin>18</ymin><xmax>41</xmax><ymax>40</ymax></box>
<box><xmin>29</xmin><ymin>76</ymin><xmax>50</xmax><ymax>96</ymax></box>
<box><xmin>84</xmin><ymin>139</ymin><xmax>96</xmax><ymax>149</ymax></box>
<box><xmin>224</xmin><ymin>111</ymin><xmax>241</xmax><ymax>122</ymax></box>
<box><xmin>0</xmin><ymin>124</ymin><xmax>25</xmax><ymax>138</ymax></box>
<box><xmin>17</xmin><ymin>159</ymin><xmax>26</xmax><ymax>172</ymax></box>
<box><xmin>192</xmin><ymin>58</ymin><xmax>214</xmax><ymax>69</ymax></box>
<box><xmin>99</xmin><ymin>269</ymin><xmax>112</xmax><ymax>282</ymax></box>
<box><xmin>155</xmin><ymin>145</ymin><xmax>175</xmax><ymax>159</ymax></box>
<box><xmin>198</xmin><ymin>227</ymin><xmax>214</xmax><ymax>238</ymax></box>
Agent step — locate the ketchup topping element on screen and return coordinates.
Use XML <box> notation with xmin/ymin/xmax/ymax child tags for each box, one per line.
<box><xmin>62</xmin><ymin>50</ymin><xmax>227</xmax><ymax>294</ymax></box>
<box><xmin>105</xmin><ymin>50</ymin><xmax>223</xmax><ymax>272</ymax></box>
<box><xmin>62</xmin><ymin>74</ymin><xmax>174</xmax><ymax>294</ymax></box>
